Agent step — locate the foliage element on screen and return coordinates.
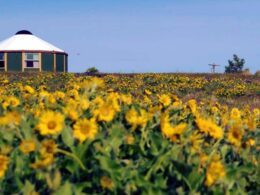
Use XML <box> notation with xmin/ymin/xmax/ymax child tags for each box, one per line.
<box><xmin>86</xmin><ymin>67</ymin><xmax>99</xmax><ymax>74</ymax></box>
<box><xmin>255</xmin><ymin>70</ymin><xmax>260</xmax><ymax>77</ymax></box>
<box><xmin>103</xmin><ymin>73</ymin><xmax>260</xmax><ymax>101</ymax></box>
<box><xmin>0</xmin><ymin>73</ymin><xmax>259</xmax><ymax>194</ymax></box>
<box><xmin>225</xmin><ymin>54</ymin><xmax>245</xmax><ymax>73</ymax></box>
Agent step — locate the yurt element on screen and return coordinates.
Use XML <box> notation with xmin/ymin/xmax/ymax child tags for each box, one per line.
<box><xmin>0</xmin><ymin>30</ymin><xmax>68</xmax><ymax>72</ymax></box>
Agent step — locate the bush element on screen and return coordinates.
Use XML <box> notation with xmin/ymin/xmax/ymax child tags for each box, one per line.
<box><xmin>86</xmin><ymin>67</ymin><xmax>99</xmax><ymax>73</ymax></box>
<box><xmin>242</xmin><ymin>68</ymin><xmax>252</xmax><ymax>76</ymax></box>
<box><xmin>225</xmin><ymin>54</ymin><xmax>245</xmax><ymax>73</ymax></box>
<box><xmin>255</xmin><ymin>70</ymin><xmax>260</xmax><ymax>77</ymax></box>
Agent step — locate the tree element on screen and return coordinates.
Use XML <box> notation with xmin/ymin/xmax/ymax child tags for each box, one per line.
<box><xmin>225</xmin><ymin>54</ymin><xmax>245</xmax><ymax>73</ymax></box>
<box><xmin>86</xmin><ymin>67</ymin><xmax>99</xmax><ymax>74</ymax></box>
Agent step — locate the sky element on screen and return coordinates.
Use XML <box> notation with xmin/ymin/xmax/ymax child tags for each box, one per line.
<box><xmin>0</xmin><ymin>0</ymin><xmax>260</xmax><ymax>73</ymax></box>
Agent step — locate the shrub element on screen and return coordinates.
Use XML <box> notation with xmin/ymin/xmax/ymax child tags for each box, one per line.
<box><xmin>255</xmin><ymin>70</ymin><xmax>260</xmax><ymax>77</ymax></box>
<box><xmin>225</xmin><ymin>54</ymin><xmax>245</xmax><ymax>73</ymax></box>
<box><xmin>86</xmin><ymin>67</ymin><xmax>99</xmax><ymax>73</ymax></box>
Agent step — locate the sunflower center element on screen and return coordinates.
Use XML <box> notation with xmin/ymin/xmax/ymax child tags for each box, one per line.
<box><xmin>81</xmin><ymin>124</ymin><xmax>90</xmax><ymax>134</ymax></box>
<box><xmin>232</xmin><ymin>130</ymin><xmax>240</xmax><ymax>139</ymax></box>
<box><xmin>46</xmin><ymin>145</ymin><xmax>55</xmax><ymax>153</ymax></box>
<box><xmin>48</xmin><ymin>121</ymin><xmax>57</xmax><ymax>130</ymax></box>
<box><xmin>100</xmin><ymin>107</ymin><xmax>110</xmax><ymax>115</ymax></box>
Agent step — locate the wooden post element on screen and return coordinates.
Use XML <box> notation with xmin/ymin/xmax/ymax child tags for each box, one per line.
<box><xmin>39</xmin><ymin>53</ymin><xmax>42</xmax><ymax>72</ymax></box>
<box><xmin>4</xmin><ymin>53</ymin><xmax>7</xmax><ymax>72</ymax></box>
<box><xmin>22</xmin><ymin>51</ymin><xmax>25</xmax><ymax>72</ymax></box>
<box><xmin>53</xmin><ymin>52</ymin><xmax>56</xmax><ymax>72</ymax></box>
<box><xmin>63</xmin><ymin>55</ymin><xmax>66</xmax><ymax>73</ymax></box>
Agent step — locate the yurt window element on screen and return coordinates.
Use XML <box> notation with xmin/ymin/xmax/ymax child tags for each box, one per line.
<box><xmin>0</xmin><ymin>53</ymin><xmax>4</xmax><ymax>69</ymax></box>
<box><xmin>25</xmin><ymin>53</ymin><xmax>39</xmax><ymax>68</ymax></box>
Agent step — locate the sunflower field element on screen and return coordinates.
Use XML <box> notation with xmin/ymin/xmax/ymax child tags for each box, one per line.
<box><xmin>0</xmin><ymin>73</ymin><xmax>259</xmax><ymax>194</ymax></box>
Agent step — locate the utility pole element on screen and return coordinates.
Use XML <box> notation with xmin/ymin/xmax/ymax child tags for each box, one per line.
<box><xmin>208</xmin><ymin>63</ymin><xmax>221</xmax><ymax>73</ymax></box>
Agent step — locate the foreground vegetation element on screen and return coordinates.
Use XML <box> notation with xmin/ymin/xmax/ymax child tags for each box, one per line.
<box><xmin>0</xmin><ymin>73</ymin><xmax>259</xmax><ymax>194</ymax></box>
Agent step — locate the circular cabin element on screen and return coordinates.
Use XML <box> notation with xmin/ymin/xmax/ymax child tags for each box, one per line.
<box><xmin>0</xmin><ymin>30</ymin><xmax>68</xmax><ymax>72</ymax></box>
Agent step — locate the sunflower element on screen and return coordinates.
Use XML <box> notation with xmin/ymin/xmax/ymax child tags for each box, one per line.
<box><xmin>169</xmin><ymin>123</ymin><xmax>188</xmax><ymax>142</ymax></box>
<box><xmin>100</xmin><ymin>176</ymin><xmax>114</xmax><ymax>191</ymax></box>
<box><xmin>158</xmin><ymin>94</ymin><xmax>171</xmax><ymax>107</ymax></box>
<box><xmin>205</xmin><ymin>159</ymin><xmax>225</xmax><ymax>187</ymax></box>
<box><xmin>73</xmin><ymin>118</ymin><xmax>98</xmax><ymax>143</ymax></box>
<box><xmin>24</xmin><ymin>85</ymin><xmax>35</xmax><ymax>94</ymax></box>
<box><xmin>30</xmin><ymin>154</ymin><xmax>54</xmax><ymax>169</ymax></box>
<box><xmin>97</xmin><ymin>104</ymin><xmax>116</xmax><ymax>122</ymax></box>
<box><xmin>190</xmin><ymin>131</ymin><xmax>204</xmax><ymax>153</ymax></box>
<box><xmin>230</xmin><ymin>108</ymin><xmax>241</xmax><ymax>121</ymax></box>
<box><xmin>63</xmin><ymin>107</ymin><xmax>79</xmax><ymax>121</ymax></box>
<box><xmin>7</xmin><ymin>96</ymin><xmax>20</xmax><ymax>108</ymax></box>
<box><xmin>0</xmin><ymin>155</ymin><xmax>9</xmax><ymax>178</ymax></box>
<box><xmin>30</xmin><ymin>140</ymin><xmax>57</xmax><ymax>169</ymax></box>
<box><xmin>253</xmin><ymin>108</ymin><xmax>259</xmax><ymax>117</ymax></box>
<box><xmin>120</xmin><ymin>94</ymin><xmax>132</xmax><ymax>105</ymax></box>
<box><xmin>160</xmin><ymin>112</ymin><xmax>187</xmax><ymax>141</ymax></box>
<box><xmin>125</xmin><ymin>134</ymin><xmax>135</xmax><ymax>145</ymax></box>
<box><xmin>0</xmin><ymin>112</ymin><xmax>21</xmax><ymax>126</ymax></box>
<box><xmin>227</xmin><ymin>125</ymin><xmax>243</xmax><ymax>147</ymax></box>
<box><xmin>245</xmin><ymin>117</ymin><xmax>257</xmax><ymax>131</ymax></box>
<box><xmin>125</xmin><ymin>109</ymin><xmax>148</xmax><ymax>130</ymax></box>
<box><xmin>37</xmin><ymin>111</ymin><xmax>64</xmax><ymax>136</ymax></box>
<box><xmin>125</xmin><ymin>109</ymin><xmax>138</xmax><ymax>127</ymax></box>
<box><xmin>144</xmin><ymin>89</ymin><xmax>152</xmax><ymax>95</ymax></box>
<box><xmin>107</xmin><ymin>93</ymin><xmax>121</xmax><ymax>112</ymax></box>
<box><xmin>207</xmin><ymin>122</ymin><xmax>223</xmax><ymax>140</ymax></box>
<box><xmin>40</xmin><ymin>139</ymin><xmax>57</xmax><ymax>155</ymax></box>
<box><xmin>188</xmin><ymin>99</ymin><xmax>197</xmax><ymax>114</ymax></box>
<box><xmin>160</xmin><ymin>113</ymin><xmax>174</xmax><ymax>137</ymax></box>
<box><xmin>143</xmin><ymin>95</ymin><xmax>152</xmax><ymax>104</ymax></box>
<box><xmin>196</xmin><ymin>117</ymin><xmax>223</xmax><ymax>139</ymax></box>
<box><xmin>19</xmin><ymin>140</ymin><xmax>36</xmax><ymax>154</ymax></box>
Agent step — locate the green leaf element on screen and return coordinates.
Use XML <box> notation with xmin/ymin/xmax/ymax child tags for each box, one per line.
<box><xmin>96</xmin><ymin>155</ymin><xmax>122</xmax><ymax>179</ymax></box>
<box><xmin>61</xmin><ymin>126</ymin><xmax>74</xmax><ymax>148</ymax></box>
<box><xmin>53</xmin><ymin>181</ymin><xmax>72</xmax><ymax>195</ymax></box>
<box><xmin>22</xmin><ymin>180</ymin><xmax>35</xmax><ymax>195</ymax></box>
<box><xmin>188</xmin><ymin>168</ymin><xmax>204</xmax><ymax>190</ymax></box>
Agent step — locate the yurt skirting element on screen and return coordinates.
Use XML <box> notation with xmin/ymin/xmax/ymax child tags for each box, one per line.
<box><xmin>0</xmin><ymin>30</ymin><xmax>68</xmax><ymax>72</ymax></box>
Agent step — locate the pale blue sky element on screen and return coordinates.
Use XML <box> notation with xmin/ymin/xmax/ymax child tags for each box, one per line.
<box><xmin>1</xmin><ymin>0</ymin><xmax>260</xmax><ymax>73</ymax></box>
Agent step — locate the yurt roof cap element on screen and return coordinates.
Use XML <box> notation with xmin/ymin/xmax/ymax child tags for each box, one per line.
<box><xmin>0</xmin><ymin>30</ymin><xmax>66</xmax><ymax>53</ymax></box>
<box><xmin>15</xmin><ymin>30</ymin><xmax>33</xmax><ymax>35</ymax></box>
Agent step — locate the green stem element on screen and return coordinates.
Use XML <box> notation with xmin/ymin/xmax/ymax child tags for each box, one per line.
<box><xmin>144</xmin><ymin>145</ymin><xmax>179</xmax><ymax>180</ymax></box>
<box><xmin>206</xmin><ymin>139</ymin><xmax>222</xmax><ymax>166</ymax></box>
<box><xmin>144</xmin><ymin>145</ymin><xmax>192</xmax><ymax>190</ymax></box>
<box><xmin>56</xmin><ymin>149</ymin><xmax>87</xmax><ymax>170</ymax></box>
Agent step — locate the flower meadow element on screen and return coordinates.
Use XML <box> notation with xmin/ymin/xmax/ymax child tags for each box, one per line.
<box><xmin>0</xmin><ymin>73</ymin><xmax>259</xmax><ymax>194</ymax></box>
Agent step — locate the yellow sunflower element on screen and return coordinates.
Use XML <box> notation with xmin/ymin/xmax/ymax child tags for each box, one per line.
<box><xmin>230</xmin><ymin>108</ymin><xmax>241</xmax><ymax>121</ymax></box>
<box><xmin>7</xmin><ymin>96</ymin><xmax>20</xmax><ymax>108</ymax></box>
<box><xmin>0</xmin><ymin>155</ymin><xmax>9</xmax><ymax>178</ymax></box>
<box><xmin>158</xmin><ymin>94</ymin><xmax>171</xmax><ymax>107</ymax></box>
<box><xmin>30</xmin><ymin>154</ymin><xmax>54</xmax><ymax>169</ymax></box>
<box><xmin>160</xmin><ymin>112</ymin><xmax>187</xmax><ymax>141</ymax></box>
<box><xmin>125</xmin><ymin>109</ymin><xmax>148</xmax><ymax>130</ymax></box>
<box><xmin>24</xmin><ymin>85</ymin><xmax>35</xmax><ymax>94</ymax></box>
<box><xmin>73</xmin><ymin>118</ymin><xmax>98</xmax><ymax>143</ymax></box>
<box><xmin>100</xmin><ymin>176</ymin><xmax>114</xmax><ymax>191</ymax></box>
<box><xmin>97</xmin><ymin>104</ymin><xmax>116</xmax><ymax>122</ymax></box>
<box><xmin>227</xmin><ymin>125</ymin><xmax>243</xmax><ymax>147</ymax></box>
<box><xmin>190</xmin><ymin>131</ymin><xmax>204</xmax><ymax>153</ymax></box>
<box><xmin>120</xmin><ymin>94</ymin><xmax>132</xmax><ymax>105</ymax></box>
<box><xmin>37</xmin><ymin>111</ymin><xmax>64</xmax><ymax>136</ymax></box>
<box><xmin>19</xmin><ymin>140</ymin><xmax>36</xmax><ymax>154</ymax></box>
<box><xmin>188</xmin><ymin>99</ymin><xmax>197</xmax><ymax>114</ymax></box>
<box><xmin>40</xmin><ymin>139</ymin><xmax>57</xmax><ymax>155</ymax></box>
<box><xmin>205</xmin><ymin>159</ymin><xmax>225</xmax><ymax>187</ymax></box>
<box><xmin>196</xmin><ymin>117</ymin><xmax>223</xmax><ymax>139</ymax></box>
<box><xmin>125</xmin><ymin>134</ymin><xmax>135</xmax><ymax>145</ymax></box>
